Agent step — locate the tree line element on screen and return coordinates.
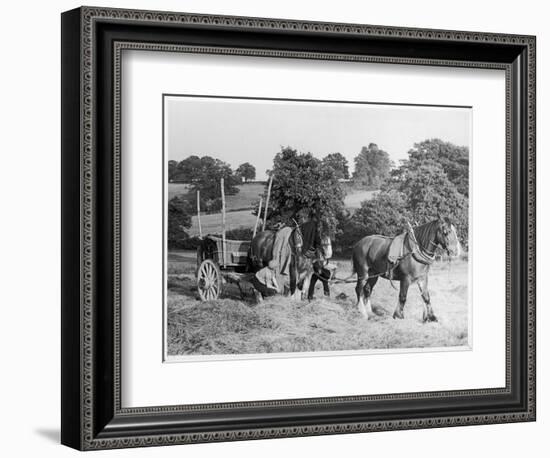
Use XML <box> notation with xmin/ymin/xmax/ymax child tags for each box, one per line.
<box><xmin>349</xmin><ymin>138</ymin><xmax>469</xmax><ymax>249</ymax></box>
<box><xmin>263</xmin><ymin>139</ymin><xmax>468</xmax><ymax>253</ymax></box>
<box><xmin>168</xmin><ymin>139</ymin><xmax>469</xmax><ymax>252</ymax></box>
<box><xmin>168</xmin><ymin>156</ymin><xmax>257</xmax><ymax>247</ymax></box>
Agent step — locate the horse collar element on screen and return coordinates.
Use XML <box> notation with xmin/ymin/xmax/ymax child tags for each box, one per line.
<box><xmin>407</xmin><ymin>233</ymin><xmax>436</xmax><ymax>265</ymax></box>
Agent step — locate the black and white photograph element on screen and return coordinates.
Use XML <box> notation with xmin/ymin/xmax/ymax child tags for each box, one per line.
<box><xmin>164</xmin><ymin>95</ymin><xmax>470</xmax><ymax>359</ymax></box>
<box><xmin>54</xmin><ymin>2</ymin><xmax>538</xmax><ymax>453</ymax></box>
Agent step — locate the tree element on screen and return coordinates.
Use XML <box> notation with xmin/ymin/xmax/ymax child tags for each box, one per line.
<box><xmin>170</xmin><ymin>156</ymin><xmax>240</xmax><ymax>213</ymax></box>
<box><xmin>168</xmin><ymin>160</ymin><xmax>178</xmax><ymax>181</ymax></box>
<box><xmin>351</xmin><ymin>190</ymin><xmax>412</xmax><ymax>238</ymax></box>
<box><xmin>407</xmin><ymin>139</ymin><xmax>469</xmax><ymax>196</ymax></box>
<box><xmin>171</xmin><ymin>155</ymin><xmax>203</xmax><ymax>183</ymax></box>
<box><xmin>322</xmin><ymin>153</ymin><xmax>349</xmax><ymax>180</ymax></box>
<box><xmin>388</xmin><ymin>160</ymin><xmax>468</xmax><ymax>246</ymax></box>
<box><xmin>333</xmin><ymin>191</ymin><xmax>411</xmax><ymax>255</ymax></box>
<box><xmin>167</xmin><ymin>196</ymin><xmax>192</xmax><ymax>248</ymax></box>
<box><xmin>190</xmin><ymin>156</ymin><xmax>240</xmax><ymax>198</ymax></box>
<box><xmin>352</xmin><ymin>143</ymin><xmax>392</xmax><ymax>188</ymax></box>
<box><xmin>168</xmin><ymin>155</ymin><xmax>242</xmax><ymax>213</ymax></box>
<box><xmin>235</xmin><ymin>162</ymin><xmax>256</xmax><ymax>182</ymax></box>
<box><xmin>267</xmin><ymin>147</ymin><xmax>345</xmax><ymax>234</ymax></box>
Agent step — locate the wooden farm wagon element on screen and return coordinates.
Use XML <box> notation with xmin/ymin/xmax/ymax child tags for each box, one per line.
<box><xmin>195</xmin><ymin>235</ymin><xmax>253</xmax><ymax>300</ymax></box>
<box><xmin>194</xmin><ymin>176</ymin><xmax>273</xmax><ymax>301</ymax></box>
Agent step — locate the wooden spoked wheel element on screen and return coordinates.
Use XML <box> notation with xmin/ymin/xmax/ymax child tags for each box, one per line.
<box><xmin>197</xmin><ymin>259</ymin><xmax>222</xmax><ymax>301</ymax></box>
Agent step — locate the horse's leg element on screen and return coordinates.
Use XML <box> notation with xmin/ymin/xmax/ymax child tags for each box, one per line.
<box><xmin>356</xmin><ymin>275</ymin><xmax>375</xmax><ymax>319</ymax></box>
<box><xmin>364</xmin><ymin>275</ymin><xmax>379</xmax><ymax>316</ymax></box>
<box><xmin>290</xmin><ymin>276</ymin><xmax>303</xmax><ymax>301</ymax></box>
<box><xmin>301</xmin><ymin>275</ymin><xmax>311</xmax><ymax>301</ymax></box>
<box><xmin>355</xmin><ymin>276</ymin><xmax>368</xmax><ymax>318</ymax></box>
<box><xmin>393</xmin><ymin>277</ymin><xmax>410</xmax><ymax>319</ymax></box>
<box><xmin>289</xmin><ymin>256</ymin><xmax>298</xmax><ymax>299</ymax></box>
<box><xmin>418</xmin><ymin>275</ymin><xmax>437</xmax><ymax>322</ymax></box>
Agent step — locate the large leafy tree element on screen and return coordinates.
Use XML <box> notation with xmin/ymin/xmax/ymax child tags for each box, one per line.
<box><xmin>339</xmin><ymin>138</ymin><xmax>469</xmax><ymax>252</ymax></box>
<box><xmin>267</xmin><ymin>147</ymin><xmax>345</xmax><ymax>234</ymax></box>
<box><xmin>387</xmin><ymin>160</ymin><xmax>468</xmax><ymax>245</ymax></box>
<box><xmin>333</xmin><ymin>191</ymin><xmax>410</xmax><ymax>254</ymax></box>
<box><xmin>322</xmin><ymin>152</ymin><xmax>350</xmax><ymax>180</ymax></box>
<box><xmin>351</xmin><ymin>190</ymin><xmax>412</xmax><ymax>238</ymax></box>
<box><xmin>167</xmin><ymin>196</ymin><xmax>192</xmax><ymax>248</ymax></box>
<box><xmin>352</xmin><ymin>143</ymin><xmax>392</xmax><ymax>188</ymax></box>
<box><xmin>235</xmin><ymin>162</ymin><xmax>256</xmax><ymax>182</ymax></box>
<box><xmin>189</xmin><ymin>156</ymin><xmax>240</xmax><ymax>198</ymax></box>
<box><xmin>170</xmin><ymin>155</ymin><xmax>241</xmax><ymax>213</ymax></box>
<box><xmin>170</xmin><ymin>155</ymin><xmax>203</xmax><ymax>183</ymax></box>
<box><xmin>167</xmin><ymin>160</ymin><xmax>178</xmax><ymax>181</ymax></box>
<box><xmin>407</xmin><ymin>139</ymin><xmax>469</xmax><ymax>196</ymax></box>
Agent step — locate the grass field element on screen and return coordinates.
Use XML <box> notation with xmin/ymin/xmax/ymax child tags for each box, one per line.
<box><xmin>171</xmin><ymin>182</ymin><xmax>379</xmax><ymax>236</ymax></box>
<box><xmin>188</xmin><ymin>210</ymin><xmax>257</xmax><ymax>236</ymax></box>
<box><xmin>166</xmin><ymin>252</ymin><xmax>469</xmax><ymax>357</ymax></box>
<box><xmin>169</xmin><ymin>182</ymin><xmax>265</xmax><ymax>211</ymax></box>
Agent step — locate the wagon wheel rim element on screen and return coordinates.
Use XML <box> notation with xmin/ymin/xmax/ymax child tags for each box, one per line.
<box><xmin>197</xmin><ymin>259</ymin><xmax>221</xmax><ymax>301</ymax></box>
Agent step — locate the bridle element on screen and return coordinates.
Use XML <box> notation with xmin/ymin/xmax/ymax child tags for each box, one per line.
<box><xmin>290</xmin><ymin>219</ymin><xmax>304</xmax><ymax>255</ymax></box>
<box><xmin>410</xmin><ymin>222</ymin><xmax>452</xmax><ymax>264</ymax></box>
<box><xmin>292</xmin><ymin>220</ymin><xmax>331</xmax><ymax>264</ymax></box>
<box><xmin>407</xmin><ymin>225</ymin><xmax>438</xmax><ymax>265</ymax></box>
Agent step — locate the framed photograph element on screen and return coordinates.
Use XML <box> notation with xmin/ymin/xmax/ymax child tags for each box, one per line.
<box><xmin>61</xmin><ymin>6</ymin><xmax>536</xmax><ymax>450</ymax></box>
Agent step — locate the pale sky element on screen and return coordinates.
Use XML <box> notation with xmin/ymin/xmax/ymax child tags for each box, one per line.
<box><xmin>166</xmin><ymin>96</ymin><xmax>471</xmax><ymax>181</ymax></box>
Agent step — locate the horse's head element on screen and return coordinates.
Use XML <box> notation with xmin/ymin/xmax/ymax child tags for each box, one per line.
<box><xmin>309</xmin><ymin>221</ymin><xmax>332</xmax><ymax>261</ymax></box>
<box><xmin>292</xmin><ymin>219</ymin><xmax>333</xmax><ymax>261</ymax></box>
<box><xmin>434</xmin><ymin>216</ymin><xmax>462</xmax><ymax>257</ymax></box>
<box><xmin>318</xmin><ymin>233</ymin><xmax>333</xmax><ymax>260</ymax></box>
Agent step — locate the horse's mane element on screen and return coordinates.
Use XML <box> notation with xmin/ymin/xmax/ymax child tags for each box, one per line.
<box><xmin>413</xmin><ymin>220</ymin><xmax>439</xmax><ymax>254</ymax></box>
<box><xmin>299</xmin><ymin>221</ymin><xmax>318</xmax><ymax>253</ymax></box>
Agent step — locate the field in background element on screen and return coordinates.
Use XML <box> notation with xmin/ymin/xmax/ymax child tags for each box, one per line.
<box><xmin>169</xmin><ymin>182</ymin><xmax>265</xmax><ymax>211</ymax></box>
<box><xmin>166</xmin><ymin>253</ymin><xmax>469</xmax><ymax>356</ymax></box>
<box><xmin>169</xmin><ymin>183</ymin><xmax>378</xmax><ymax>236</ymax></box>
<box><xmin>344</xmin><ymin>189</ymin><xmax>379</xmax><ymax>209</ymax></box>
<box><xmin>189</xmin><ymin>210</ymin><xmax>258</xmax><ymax>236</ymax></box>
<box><xmin>168</xmin><ymin>182</ymin><xmax>192</xmax><ymax>200</ymax></box>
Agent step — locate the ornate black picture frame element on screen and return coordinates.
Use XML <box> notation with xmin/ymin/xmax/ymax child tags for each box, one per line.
<box><xmin>61</xmin><ymin>6</ymin><xmax>536</xmax><ymax>450</ymax></box>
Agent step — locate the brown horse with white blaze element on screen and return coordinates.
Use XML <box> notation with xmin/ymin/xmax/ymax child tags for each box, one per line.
<box><xmin>351</xmin><ymin>216</ymin><xmax>462</xmax><ymax>322</ymax></box>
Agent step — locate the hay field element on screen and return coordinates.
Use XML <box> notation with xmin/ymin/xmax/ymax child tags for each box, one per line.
<box><xmin>166</xmin><ymin>252</ymin><xmax>469</xmax><ymax>357</ymax></box>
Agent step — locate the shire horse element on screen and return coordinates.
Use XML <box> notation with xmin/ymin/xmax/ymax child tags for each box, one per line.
<box><xmin>249</xmin><ymin>221</ymin><xmax>332</xmax><ymax>300</ymax></box>
<box><xmin>351</xmin><ymin>216</ymin><xmax>461</xmax><ymax>322</ymax></box>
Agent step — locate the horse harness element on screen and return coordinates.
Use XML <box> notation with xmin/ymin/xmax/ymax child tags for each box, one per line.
<box><xmin>322</xmin><ymin>230</ymin><xmax>439</xmax><ymax>285</ymax></box>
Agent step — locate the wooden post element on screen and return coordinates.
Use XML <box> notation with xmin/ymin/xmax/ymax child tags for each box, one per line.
<box><xmin>262</xmin><ymin>174</ymin><xmax>273</xmax><ymax>231</ymax></box>
<box><xmin>196</xmin><ymin>190</ymin><xmax>202</xmax><ymax>238</ymax></box>
<box><xmin>221</xmin><ymin>177</ymin><xmax>226</xmax><ymax>267</ymax></box>
<box><xmin>252</xmin><ymin>197</ymin><xmax>263</xmax><ymax>238</ymax></box>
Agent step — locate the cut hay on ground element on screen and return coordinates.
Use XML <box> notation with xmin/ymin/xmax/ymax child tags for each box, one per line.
<box><xmin>166</xmin><ymin>254</ymin><xmax>469</xmax><ymax>357</ymax></box>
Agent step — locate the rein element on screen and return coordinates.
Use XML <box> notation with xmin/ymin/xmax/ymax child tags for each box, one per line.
<box><xmin>312</xmin><ymin>221</ymin><xmax>452</xmax><ymax>289</ymax></box>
